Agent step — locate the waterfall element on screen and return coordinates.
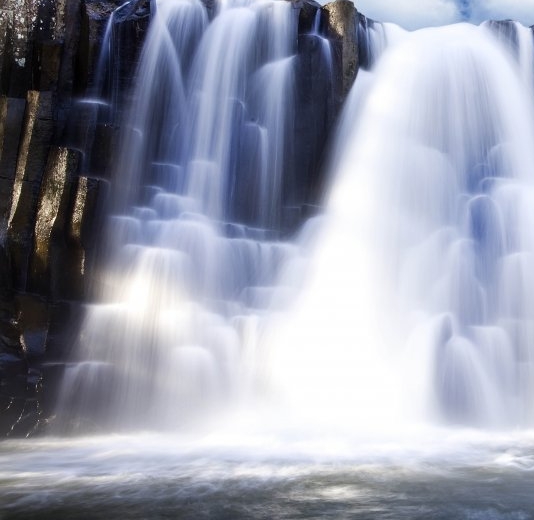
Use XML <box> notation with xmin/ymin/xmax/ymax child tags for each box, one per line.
<box><xmin>56</xmin><ymin>0</ymin><xmax>534</xmax><ymax>434</ymax></box>
<box><xmin>56</xmin><ymin>0</ymin><xmax>300</xmax><ymax>431</ymax></box>
<box><xmin>268</xmin><ymin>22</ymin><xmax>534</xmax><ymax>430</ymax></box>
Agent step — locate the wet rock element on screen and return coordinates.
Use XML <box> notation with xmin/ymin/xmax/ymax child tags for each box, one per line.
<box><xmin>0</xmin><ymin>10</ymin><xmax>13</xmax><ymax>92</ymax></box>
<box><xmin>0</xmin><ymin>244</ymin><xmax>12</xmax><ymax>296</ymax></box>
<box><xmin>0</xmin><ymin>96</ymin><xmax>6</xmax><ymax>160</ymax></box>
<box><xmin>7</xmin><ymin>91</ymin><xmax>42</xmax><ymax>281</ymax></box>
<box><xmin>0</xmin><ymin>96</ymin><xmax>8</xmax><ymax>216</ymax></box>
<box><xmin>89</xmin><ymin>123</ymin><xmax>118</xmax><ymax>177</ymax></box>
<box><xmin>0</xmin><ymin>1</ymin><xmax>152</xmax><ymax>438</ymax></box>
<box><xmin>76</xmin><ymin>2</ymin><xmax>116</xmax><ymax>95</ymax></box>
<box><xmin>0</xmin><ymin>352</ymin><xmax>26</xmax><ymax>377</ymax></box>
<box><xmin>34</xmin><ymin>0</ymin><xmax>59</xmax><ymax>41</ymax></box>
<box><xmin>33</xmin><ymin>39</ymin><xmax>63</xmax><ymax>91</ymax></box>
<box><xmin>15</xmin><ymin>293</ymin><xmax>49</xmax><ymax>359</ymax></box>
<box><xmin>0</xmin><ymin>0</ymin><xmax>67</xmax><ymax>96</ymax></box>
<box><xmin>77</xmin><ymin>0</ymin><xmax>151</xmax><ymax>98</ymax></box>
<box><xmin>323</xmin><ymin>0</ymin><xmax>359</xmax><ymax>100</ymax></box>
<box><xmin>60</xmin><ymin>175</ymin><xmax>96</xmax><ymax>300</ymax></box>
<box><xmin>292</xmin><ymin>0</ymin><xmax>321</xmax><ymax>34</ymax></box>
<box><xmin>0</xmin><ymin>96</ymin><xmax>25</xmax><ymax>177</ymax></box>
<box><xmin>56</xmin><ymin>0</ymin><xmax>82</xmax><ymax>102</ymax></box>
<box><xmin>7</xmin><ymin>90</ymin><xmax>55</xmax><ymax>290</ymax></box>
<box><xmin>29</xmin><ymin>147</ymin><xmax>80</xmax><ymax>296</ymax></box>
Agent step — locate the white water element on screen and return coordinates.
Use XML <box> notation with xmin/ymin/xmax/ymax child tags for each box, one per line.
<box><xmin>268</xmin><ymin>22</ymin><xmax>534</xmax><ymax>431</ymax></box>
<box><xmin>54</xmin><ymin>0</ymin><xmax>534</xmax><ymax>444</ymax></box>
<box><xmin>4</xmin><ymin>3</ymin><xmax>534</xmax><ymax>518</ymax></box>
<box><xmin>55</xmin><ymin>0</ymin><xmax>300</xmax><ymax>431</ymax></box>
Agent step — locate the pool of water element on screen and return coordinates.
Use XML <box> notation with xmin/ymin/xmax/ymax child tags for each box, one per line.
<box><xmin>1</xmin><ymin>426</ymin><xmax>534</xmax><ymax>519</ymax></box>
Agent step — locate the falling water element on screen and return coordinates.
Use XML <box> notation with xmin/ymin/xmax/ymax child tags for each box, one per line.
<box><xmin>55</xmin><ymin>1</ymin><xmax>534</xmax><ymax>435</ymax></box>
<box><xmin>5</xmin><ymin>2</ymin><xmax>534</xmax><ymax>517</ymax></box>
<box><xmin>268</xmin><ymin>22</ymin><xmax>534</xmax><ymax>431</ymax></box>
<box><xmin>56</xmin><ymin>0</ymin><xmax>300</xmax><ymax>431</ymax></box>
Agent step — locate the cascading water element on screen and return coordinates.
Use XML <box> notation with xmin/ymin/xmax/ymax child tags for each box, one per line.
<box><xmin>56</xmin><ymin>0</ymin><xmax>534</xmax><ymax>435</ymax></box>
<box><xmin>268</xmin><ymin>21</ymin><xmax>534</xmax><ymax>431</ymax></box>
<box><xmin>55</xmin><ymin>0</ymin><xmax>300</xmax><ymax>431</ymax></box>
<box><xmin>5</xmin><ymin>2</ymin><xmax>534</xmax><ymax>517</ymax></box>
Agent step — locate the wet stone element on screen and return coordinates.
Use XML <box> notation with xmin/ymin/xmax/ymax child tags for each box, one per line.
<box><xmin>33</xmin><ymin>39</ymin><xmax>63</xmax><ymax>91</ymax></box>
<box><xmin>29</xmin><ymin>147</ymin><xmax>80</xmax><ymax>296</ymax></box>
<box><xmin>0</xmin><ymin>97</ymin><xmax>25</xmax><ymax>180</ymax></box>
<box><xmin>6</xmin><ymin>91</ymin><xmax>57</xmax><ymax>289</ymax></box>
<box><xmin>292</xmin><ymin>0</ymin><xmax>321</xmax><ymax>34</ymax></box>
<box><xmin>322</xmin><ymin>0</ymin><xmax>359</xmax><ymax>99</ymax></box>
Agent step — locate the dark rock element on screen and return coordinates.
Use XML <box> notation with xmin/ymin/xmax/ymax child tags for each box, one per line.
<box><xmin>45</xmin><ymin>302</ymin><xmax>84</xmax><ymax>361</ymax></box>
<box><xmin>33</xmin><ymin>39</ymin><xmax>63</xmax><ymax>91</ymax></box>
<box><xmin>0</xmin><ymin>95</ymin><xmax>6</xmax><ymax>166</ymax></box>
<box><xmin>0</xmin><ymin>318</ymin><xmax>21</xmax><ymax>351</ymax></box>
<box><xmin>89</xmin><ymin>123</ymin><xmax>118</xmax><ymax>176</ymax></box>
<box><xmin>56</xmin><ymin>0</ymin><xmax>82</xmax><ymax>102</ymax></box>
<box><xmin>0</xmin><ymin>353</ymin><xmax>26</xmax><ymax>375</ymax></box>
<box><xmin>7</xmin><ymin>91</ymin><xmax>55</xmax><ymax>290</ymax></box>
<box><xmin>323</xmin><ymin>0</ymin><xmax>359</xmax><ymax>100</ymax></box>
<box><xmin>77</xmin><ymin>0</ymin><xmax>151</xmax><ymax>100</ymax></box>
<box><xmin>0</xmin><ymin>96</ymin><xmax>26</xmax><ymax>182</ymax></box>
<box><xmin>15</xmin><ymin>293</ymin><xmax>49</xmax><ymax>359</ymax></box>
<box><xmin>34</xmin><ymin>0</ymin><xmax>58</xmax><ymax>41</ymax></box>
<box><xmin>76</xmin><ymin>2</ymin><xmax>115</xmax><ymax>95</ymax></box>
<box><xmin>29</xmin><ymin>147</ymin><xmax>81</xmax><ymax>296</ymax></box>
<box><xmin>0</xmin><ymin>96</ymin><xmax>10</xmax><ymax>221</ymax></box>
<box><xmin>0</xmin><ymin>10</ymin><xmax>13</xmax><ymax>94</ymax></box>
<box><xmin>0</xmin><ymin>243</ymin><xmax>12</xmax><ymax>295</ymax></box>
<box><xmin>291</xmin><ymin>0</ymin><xmax>322</xmax><ymax>34</ymax></box>
<box><xmin>58</xmin><ymin>174</ymin><xmax>96</xmax><ymax>300</ymax></box>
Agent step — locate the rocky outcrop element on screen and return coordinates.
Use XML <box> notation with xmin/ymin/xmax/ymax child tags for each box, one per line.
<box><xmin>323</xmin><ymin>0</ymin><xmax>359</xmax><ymax>100</ymax></box>
<box><xmin>0</xmin><ymin>0</ymin><xmax>151</xmax><ymax>436</ymax></box>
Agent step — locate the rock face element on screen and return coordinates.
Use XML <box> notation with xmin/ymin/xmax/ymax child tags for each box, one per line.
<box><xmin>323</xmin><ymin>0</ymin><xmax>359</xmax><ymax>100</ymax></box>
<box><xmin>0</xmin><ymin>0</ymin><xmax>151</xmax><ymax>436</ymax></box>
<box><xmin>0</xmin><ymin>0</ymin><xmax>364</xmax><ymax>436</ymax></box>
